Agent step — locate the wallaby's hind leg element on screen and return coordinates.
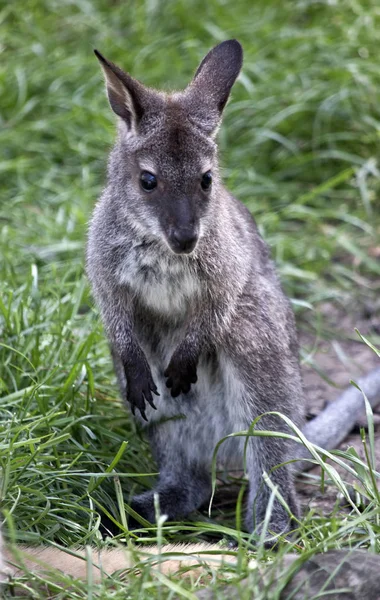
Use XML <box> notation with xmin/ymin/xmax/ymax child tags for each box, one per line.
<box><xmin>131</xmin><ymin>424</ymin><xmax>212</xmax><ymax>524</ymax></box>
<box><xmin>238</xmin><ymin>404</ymin><xmax>300</xmax><ymax>538</ymax></box>
<box><xmin>111</xmin><ymin>351</ymin><xmax>211</xmax><ymax>524</ymax></box>
<box><xmin>245</xmin><ymin>434</ymin><xmax>299</xmax><ymax>537</ymax></box>
<box><xmin>221</xmin><ymin>309</ymin><xmax>303</xmax><ymax>537</ymax></box>
<box><xmin>130</xmin><ymin>467</ymin><xmax>211</xmax><ymax>524</ymax></box>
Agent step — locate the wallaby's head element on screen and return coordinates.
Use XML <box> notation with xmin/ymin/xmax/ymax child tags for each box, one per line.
<box><xmin>95</xmin><ymin>40</ymin><xmax>242</xmax><ymax>255</ymax></box>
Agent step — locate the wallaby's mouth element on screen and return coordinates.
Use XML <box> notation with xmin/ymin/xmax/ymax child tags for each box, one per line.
<box><xmin>167</xmin><ymin>228</ymin><xmax>199</xmax><ymax>255</ymax></box>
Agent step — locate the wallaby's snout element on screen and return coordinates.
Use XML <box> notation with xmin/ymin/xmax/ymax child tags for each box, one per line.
<box><xmin>163</xmin><ymin>195</ymin><xmax>201</xmax><ymax>254</ymax></box>
<box><xmin>168</xmin><ymin>226</ymin><xmax>199</xmax><ymax>255</ymax></box>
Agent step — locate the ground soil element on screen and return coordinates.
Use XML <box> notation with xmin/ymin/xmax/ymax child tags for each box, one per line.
<box><xmin>297</xmin><ymin>301</ymin><xmax>380</xmax><ymax>513</ymax></box>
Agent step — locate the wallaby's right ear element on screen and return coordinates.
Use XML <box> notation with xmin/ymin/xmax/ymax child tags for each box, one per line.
<box><xmin>94</xmin><ymin>50</ymin><xmax>147</xmax><ymax>131</ymax></box>
<box><xmin>185</xmin><ymin>40</ymin><xmax>243</xmax><ymax>136</ymax></box>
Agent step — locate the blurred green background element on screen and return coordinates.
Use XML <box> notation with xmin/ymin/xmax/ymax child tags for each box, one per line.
<box><xmin>2</xmin><ymin>0</ymin><xmax>380</xmax><ymax>301</ymax></box>
<box><xmin>0</xmin><ymin>0</ymin><xmax>380</xmax><ymax>558</ymax></box>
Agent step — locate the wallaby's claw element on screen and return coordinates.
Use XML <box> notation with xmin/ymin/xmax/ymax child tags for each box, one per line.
<box><xmin>128</xmin><ymin>393</ymin><xmax>152</xmax><ymax>421</ymax></box>
<box><xmin>126</xmin><ymin>370</ymin><xmax>158</xmax><ymax>420</ymax></box>
<box><xmin>146</xmin><ymin>393</ymin><xmax>157</xmax><ymax>410</ymax></box>
<box><xmin>150</xmin><ymin>381</ymin><xmax>160</xmax><ymax>396</ymax></box>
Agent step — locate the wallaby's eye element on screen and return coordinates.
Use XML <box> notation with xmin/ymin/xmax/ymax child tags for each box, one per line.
<box><xmin>201</xmin><ymin>171</ymin><xmax>212</xmax><ymax>191</ymax></box>
<box><xmin>140</xmin><ymin>171</ymin><xmax>157</xmax><ymax>192</ymax></box>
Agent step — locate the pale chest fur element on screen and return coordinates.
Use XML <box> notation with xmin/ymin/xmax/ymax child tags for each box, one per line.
<box><xmin>116</xmin><ymin>241</ymin><xmax>201</xmax><ymax>315</ymax></box>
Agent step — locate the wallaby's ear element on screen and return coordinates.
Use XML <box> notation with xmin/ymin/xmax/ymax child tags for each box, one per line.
<box><xmin>94</xmin><ymin>50</ymin><xmax>148</xmax><ymax>131</ymax></box>
<box><xmin>185</xmin><ymin>40</ymin><xmax>243</xmax><ymax>136</ymax></box>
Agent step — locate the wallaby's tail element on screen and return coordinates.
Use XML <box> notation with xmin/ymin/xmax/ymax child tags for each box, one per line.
<box><xmin>297</xmin><ymin>367</ymin><xmax>380</xmax><ymax>473</ymax></box>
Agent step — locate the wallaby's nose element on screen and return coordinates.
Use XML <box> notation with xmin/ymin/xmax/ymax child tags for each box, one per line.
<box><xmin>171</xmin><ymin>229</ymin><xmax>198</xmax><ymax>254</ymax></box>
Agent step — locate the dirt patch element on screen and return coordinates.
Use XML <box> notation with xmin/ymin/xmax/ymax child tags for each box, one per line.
<box><xmin>297</xmin><ymin>302</ymin><xmax>380</xmax><ymax>513</ymax></box>
<box><xmin>300</xmin><ymin>302</ymin><xmax>380</xmax><ymax>412</ymax></box>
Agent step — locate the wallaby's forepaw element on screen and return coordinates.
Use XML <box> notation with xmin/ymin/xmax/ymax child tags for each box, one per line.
<box><xmin>126</xmin><ymin>368</ymin><xmax>159</xmax><ymax>421</ymax></box>
<box><xmin>164</xmin><ymin>353</ymin><xmax>198</xmax><ymax>398</ymax></box>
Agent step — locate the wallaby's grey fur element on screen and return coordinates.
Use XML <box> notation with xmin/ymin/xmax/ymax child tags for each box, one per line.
<box><xmin>86</xmin><ymin>40</ymin><xmax>380</xmax><ymax>538</ymax></box>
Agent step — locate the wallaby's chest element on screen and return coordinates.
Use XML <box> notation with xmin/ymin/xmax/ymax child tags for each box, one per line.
<box><xmin>116</xmin><ymin>242</ymin><xmax>201</xmax><ymax>316</ymax></box>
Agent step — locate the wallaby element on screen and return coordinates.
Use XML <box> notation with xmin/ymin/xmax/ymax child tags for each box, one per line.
<box><xmin>2</xmin><ymin>39</ymin><xmax>380</xmax><ymax>589</ymax></box>
<box><xmin>85</xmin><ymin>39</ymin><xmax>380</xmax><ymax>538</ymax></box>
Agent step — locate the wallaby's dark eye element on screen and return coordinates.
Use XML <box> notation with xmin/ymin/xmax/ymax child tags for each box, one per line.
<box><xmin>140</xmin><ymin>171</ymin><xmax>157</xmax><ymax>192</ymax></box>
<box><xmin>201</xmin><ymin>171</ymin><xmax>212</xmax><ymax>191</ymax></box>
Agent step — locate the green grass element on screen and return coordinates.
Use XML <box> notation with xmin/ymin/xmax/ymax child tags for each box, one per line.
<box><xmin>1</xmin><ymin>0</ymin><xmax>380</xmax><ymax>597</ymax></box>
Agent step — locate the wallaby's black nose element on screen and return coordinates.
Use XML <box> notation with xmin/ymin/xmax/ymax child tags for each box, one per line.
<box><xmin>171</xmin><ymin>229</ymin><xmax>198</xmax><ymax>254</ymax></box>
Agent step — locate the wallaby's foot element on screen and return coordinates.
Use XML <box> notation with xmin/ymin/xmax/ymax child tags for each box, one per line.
<box><xmin>130</xmin><ymin>488</ymin><xmax>187</xmax><ymax>524</ymax></box>
<box><xmin>244</xmin><ymin>434</ymin><xmax>300</xmax><ymax>542</ymax></box>
<box><xmin>99</xmin><ymin>491</ymin><xmax>183</xmax><ymax>537</ymax></box>
<box><xmin>129</xmin><ymin>464</ymin><xmax>212</xmax><ymax>525</ymax></box>
<box><xmin>252</xmin><ymin>509</ymin><xmax>298</xmax><ymax>549</ymax></box>
<box><xmin>245</xmin><ymin>480</ymin><xmax>299</xmax><ymax>546</ymax></box>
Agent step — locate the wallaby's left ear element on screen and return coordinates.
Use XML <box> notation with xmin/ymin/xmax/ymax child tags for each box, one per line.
<box><xmin>185</xmin><ymin>40</ymin><xmax>243</xmax><ymax>136</ymax></box>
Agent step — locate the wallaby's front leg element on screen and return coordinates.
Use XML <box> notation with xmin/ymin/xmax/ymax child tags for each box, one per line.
<box><xmin>97</xmin><ymin>294</ymin><xmax>158</xmax><ymax>420</ymax></box>
<box><xmin>118</xmin><ymin>341</ymin><xmax>159</xmax><ymax>420</ymax></box>
<box><xmin>164</xmin><ymin>331</ymin><xmax>200</xmax><ymax>397</ymax></box>
<box><xmin>164</xmin><ymin>293</ymin><xmax>227</xmax><ymax>397</ymax></box>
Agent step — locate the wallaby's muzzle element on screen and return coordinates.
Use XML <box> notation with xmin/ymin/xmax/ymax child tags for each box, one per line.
<box><xmin>164</xmin><ymin>196</ymin><xmax>200</xmax><ymax>254</ymax></box>
<box><xmin>168</xmin><ymin>227</ymin><xmax>199</xmax><ymax>255</ymax></box>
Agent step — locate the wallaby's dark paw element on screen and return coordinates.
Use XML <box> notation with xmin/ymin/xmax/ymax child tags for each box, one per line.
<box><xmin>164</xmin><ymin>353</ymin><xmax>198</xmax><ymax>398</ymax></box>
<box><xmin>126</xmin><ymin>367</ymin><xmax>159</xmax><ymax>421</ymax></box>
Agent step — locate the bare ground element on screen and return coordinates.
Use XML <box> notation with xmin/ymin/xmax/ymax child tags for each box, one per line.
<box><xmin>297</xmin><ymin>301</ymin><xmax>380</xmax><ymax>513</ymax></box>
